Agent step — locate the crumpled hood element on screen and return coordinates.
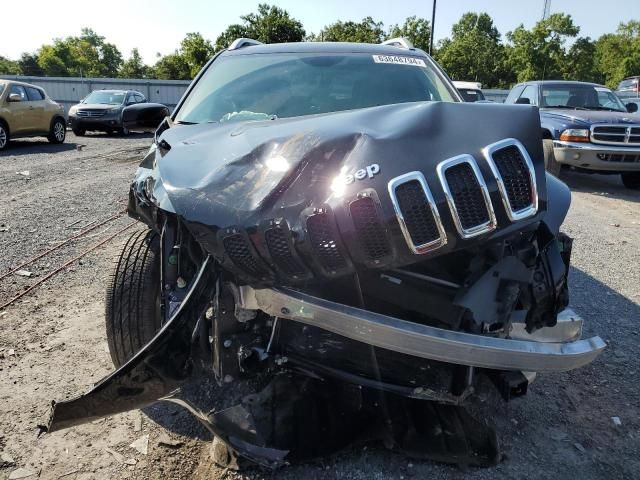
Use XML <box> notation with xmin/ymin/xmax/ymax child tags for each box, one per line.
<box><xmin>541</xmin><ymin>108</ymin><xmax>640</xmax><ymax>125</ymax></box>
<box><xmin>151</xmin><ymin>101</ymin><xmax>546</xmax><ymax>229</ymax></box>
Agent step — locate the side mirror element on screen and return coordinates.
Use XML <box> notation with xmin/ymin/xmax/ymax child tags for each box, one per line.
<box><xmin>626</xmin><ymin>102</ymin><xmax>638</xmax><ymax>113</ymax></box>
<box><xmin>515</xmin><ymin>97</ymin><xmax>531</xmax><ymax>105</ymax></box>
<box><xmin>7</xmin><ymin>93</ymin><xmax>22</xmax><ymax>102</ymax></box>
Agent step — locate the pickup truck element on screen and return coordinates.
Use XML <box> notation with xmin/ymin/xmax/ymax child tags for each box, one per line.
<box><xmin>504</xmin><ymin>80</ymin><xmax>640</xmax><ymax>189</ymax></box>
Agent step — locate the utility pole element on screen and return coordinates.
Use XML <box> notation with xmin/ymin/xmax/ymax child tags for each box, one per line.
<box><xmin>542</xmin><ymin>0</ymin><xmax>551</xmax><ymax>20</ymax></box>
<box><xmin>429</xmin><ymin>0</ymin><xmax>437</xmax><ymax>55</ymax></box>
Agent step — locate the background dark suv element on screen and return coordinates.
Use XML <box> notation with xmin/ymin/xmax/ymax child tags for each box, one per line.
<box><xmin>68</xmin><ymin>89</ymin><xmax>148</xmax><ymax>136</ymax></box>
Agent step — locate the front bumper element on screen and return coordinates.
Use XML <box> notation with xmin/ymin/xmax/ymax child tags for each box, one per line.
<box><xmin>554</xmin><ymin>140</ymin><xmax>640</xmax><ymax>172</ymax></box>
<box><xmin>68</xmin><ymin>115</ymin><xmax>122</xmax><ymax>131</ymax></box>
<box><xmin>242</xmin><ymin>286</ymin><xmax>606</xmax><ymax>373</ymax></box>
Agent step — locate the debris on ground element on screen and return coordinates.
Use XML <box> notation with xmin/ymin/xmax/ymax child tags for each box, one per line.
<box><xmin>611</xmin><ymin>416</ymin><xmax>622</xmax><ymax>426</ymax></box>
<box><xmin>574</xmin><ymin>442</ymin><xmax>586</xmax><ymax>453</ymax></box>
<box><xmin>15</xmin><ymin>171</ymin><xmax>30</xmax><ymax>177</ymax></box>
<box><xmin>105</xmin><ymin>447</ymin><xmax>125</xmax><ymax>464</ymax></box>
<box><xmin>130</xmin><ymin>435</ymin><xmax>149</xmax><ymax>455</ymax></box>
<box><xmin>157</xmin><ymin>434</ymin><xmax>184</xmax><ymax>449</ymax></box>
<box><xmin>8</xmin><ymin>467</ymin><xmax>37</xmax><ymax>479</ymax></box>
<box><xmin>133</xmin><ymin>412</ymin><xmax>142</xmax><ymax>432</ymax></box>
<box><xmin>0</xmin><ymin>451</ymin><xmax>16</xmax><ymax>467</ymax></box>
<box><xmin>15</xmin><ymin>270</ymin><xmax>33</xmax><ymax>278</ymax></box>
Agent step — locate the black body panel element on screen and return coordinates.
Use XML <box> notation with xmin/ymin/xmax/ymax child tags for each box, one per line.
<box><xmin>131</xmin><ymin>101</ymin><xmax>546</xmax><ymax>286</ymax></box>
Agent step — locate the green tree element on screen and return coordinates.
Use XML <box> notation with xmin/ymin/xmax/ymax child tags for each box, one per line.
<box><xmin>35</xmin><ymin>28</ymin><xmax>123</xmax><ymax>77</ymax></box>
<box><xmin>18</xmin><ymin>53</ymin><xmax>43</xmax><ymax>76</ymax></box>
<box><xmin>386</xmin><ymin>16</ymin><xmax>431</xmax><ymax>52</ymax></box>
<box><xmin>313</xmin><ymin>17</ymin><xmax>384</xmax><ymax>43</ymax></box>
<box><xmin>215</xmin><ymin>4</ymin><xmax>305</xmax><ymax>50</ymax></box>
<box><xmin>506</xmin><ymin>13</ymin><xmax>579</xmax><ymax>82</ymax></box>
<box><xmin>120</xmin><ymin>48</ymin><xmax>149</xmax><ymax>78</ymax></box>
<box><xmin>180</xmin><ymin>33</ymin><xmax>215</xmax><ymax>77</ymax></box>
<box><xmin>152</xmin><ymin>53</ymin><xmax>191</xmax><ymax>80</ymax></box>
<box><xmin>0</xmin><ymin>56</ymin><xmax>22</xmax><ymax>75</ymax></box>
<box><xmin>436</xmin><ymin>12</ymin><xmax>509</xmax><ymax>88</ymax></box>
<box><xmin>563</xmin><ymin>37</ymin><xmax>600</xmax><ymax>83</ymax></box>
<box><xmin>595</xmin><ymin>21</ymin><xmax>640</xmax><ymax>88</ymax></box>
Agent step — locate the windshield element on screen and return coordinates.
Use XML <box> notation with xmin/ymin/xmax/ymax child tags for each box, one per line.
<box><xmin>458</xmin><ymin>88</ymin><xmax>485</xmax><ymax>102</ymax></box>
<box><xmin>175</xmin><ymin>53</ymin><xmax>457</xmax><ymax>124</ymax></box>
<box><xmin>541</xmin><ymin>84</ymin><xmax>626</xmax><ymax>112</ymax></box>
<box><xmin>83</xmin><ymin>91</ymin><xmax>125</xmax><ymax>105</ymax></box>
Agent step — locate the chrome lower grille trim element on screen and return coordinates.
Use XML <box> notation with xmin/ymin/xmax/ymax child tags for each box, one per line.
<box><xmin>436</xmin><ymin>155</ymin><xmax>496</xmax><ymax>238</ymax></box>
<box><xmin>483</xmin><ymin>138</ymin><xmax>538</xmax><ymax>222</ymax></box>
<box><xmin>387</xmin><ymin>171</ymin><xmax>446</xmax><ymax>254</ymax></box>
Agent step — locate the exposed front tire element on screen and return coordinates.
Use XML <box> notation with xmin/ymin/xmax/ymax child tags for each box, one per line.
<box><xmin>48</xmin><ymin>118</ymin><xmax>66</xmax><ymax>144</ymax></box>
<box><xmin>120</xmin><ymin>126</ymin><xmax>130</xmax><ymax>136</ymax></box>
<box><xmin>543</xmin><ymin>139</ymin><xmax>561</xmax><ymax>177</ymax></box>
<box><xmin>0</xmin><ymin>121</ymin><xmax>9</xmax><ymax>150</ymax></box>
<box><xmin>105</xmin><ymin>229</ymin><xmax>162</xmax><ymax>368</ymax></box>
<box><xmin>621</xmin><ymin>172</ymin><xmax>640</xmax><ymax>190</ymax></box>
<box><xmin>73</xmin><ymin>127</ymin><xmax>86</xmax><ymax>137</ymax></box>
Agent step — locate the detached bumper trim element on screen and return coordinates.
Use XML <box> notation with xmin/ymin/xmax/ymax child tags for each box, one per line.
<box><xmin>247</xmin><ymin>287</ymin><xmax>605</xmax><ymax>372</ymax></box>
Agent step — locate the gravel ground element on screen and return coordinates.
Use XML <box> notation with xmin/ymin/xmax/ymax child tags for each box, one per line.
<box><xmin>0</xmin><ymin>133</ymin><xmax>638</xmax><ymax>480</ymax></box>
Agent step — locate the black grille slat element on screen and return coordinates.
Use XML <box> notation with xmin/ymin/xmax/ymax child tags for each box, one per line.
<box><xmin>306</xmin><ymin>213</ymin><xmax>347</xmax><ymax>271</ymax></box>
<box><xmin>264</xmin><ymin>227</ymin><xmax>307</xmax><ymax>277</ymax></box>
<box><xmin>349</xmin><ymin>197</ymin><xmax>391</xmax><ymax>260</ymax></box>
<box><xmin>444</xmin><ymin>163</ymin><xmax>490</xmax><ymax>230</ymax></box>
<box><xmin>394</xmin><ymin>181</ymin><xmax>440</xmax><ymax>246</ymax></box>
<box><xmin>492</xmin><ymin>145</ymin><xmax>533</xmax><ymax>212</ymax></box>
<box><xmin>223</xmin><ymin>234</ymin><xmax>267</xmax><ymax>277</ymax></box>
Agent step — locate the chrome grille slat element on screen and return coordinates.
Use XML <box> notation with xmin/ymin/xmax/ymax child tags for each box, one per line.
<box><xmin>388</xmin><ymin>172</ymin><xmax>446</xmax><ymax>254</ymax></box>
<box><xmin>76</xmin><ymin>109</ymin><xmax>107</xmax><ymax>118</ymax></box>
<box><xmin>483</xmin><ymin>138</ymin><xmax>538</xmax><ymax>222</ymax></box>
<box><xmin>436</xmin><ymin>155</ymin><xmax>496</xmax><ymax>238</ymax></box>
<box><xmin>591</xmin><ymin>124</ymin><xmax>640</xmax><ymax>146</ymax></box>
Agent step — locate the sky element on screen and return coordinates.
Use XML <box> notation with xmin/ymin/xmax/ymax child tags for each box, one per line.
<box><xmin>2</xmin><ymin>0</ymin><xmax>639</xmax><ymax>65</ymax></box>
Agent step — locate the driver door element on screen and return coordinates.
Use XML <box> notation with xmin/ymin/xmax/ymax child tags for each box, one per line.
<box><xmin>5</xmin><ymin>84</ymin><xmax>30</xmax><ymax>134</ymax></box>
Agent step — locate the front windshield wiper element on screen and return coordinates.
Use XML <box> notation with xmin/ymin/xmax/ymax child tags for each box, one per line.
<box><xmin>175</xmin><ymin>120</ymin><xmax>198</xmax><ymax>125</ymax></box>
<box><xmin>584</xmin><ymin>106</ymin><xmax>625</xmax><ymax>112</ymax></box>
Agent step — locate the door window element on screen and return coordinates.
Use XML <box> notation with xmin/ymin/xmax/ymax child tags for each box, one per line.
<box><xmin>505</xmin><ymin>85</ymin><xmax>524</xmax><ymax>103</ymax></box>
<box><xmin>9</xmin><ymin>85</ymin><xmax>28</xmax><ymax>101</ymax></box>
<box><xmin>518</xmin><ymin>85</ymin><xmax>538</xmax><ymax>105</ymax></box>
<box><xmin>26</xmin><ymin>87</ymin><xmax>44</xmax><ymax>101</ymax></box>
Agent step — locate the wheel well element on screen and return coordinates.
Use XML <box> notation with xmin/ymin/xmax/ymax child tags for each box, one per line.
<box><xmin>50</xmin><ymin>115</ymin><xmax>66</xmax><ymax>130</ymax></box>
<box><xmin>0</xmin><ymin>117</ymin><xmax>8</xmax><ymax>133</ymax></box>
<box><xmin>541</xmin><ymin>129</ymin><xmax>553</xmax><ymax>140</ymax></box>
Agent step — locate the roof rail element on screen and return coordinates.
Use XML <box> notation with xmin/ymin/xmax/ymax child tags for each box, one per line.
<box><xmin>228</xmin><ymin>38</ymin><xmax>263</xmax><ymax>51</ymax></box>
<box><xmin>380</xmin><ymin>37</ymin><xmax>414</xmax><ymax>49</ymax></box>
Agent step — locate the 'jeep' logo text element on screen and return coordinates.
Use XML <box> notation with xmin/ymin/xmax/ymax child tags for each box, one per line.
<box><xmin>344</xmin><ymin>164</ymin><xmax>380</xmax><ymax>184</ymax></box>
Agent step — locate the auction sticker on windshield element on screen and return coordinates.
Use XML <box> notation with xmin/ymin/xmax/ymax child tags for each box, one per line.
<box><xmin>372</xmin><ymin>55</ymin><xmax>426</xmax><ymax>67</ymax></box>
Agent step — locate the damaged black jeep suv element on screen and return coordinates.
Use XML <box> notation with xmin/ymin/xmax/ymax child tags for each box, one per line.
<box><xmin>47</xmin><ymin>38</ymin><xmax>605</xmax><ymax>467</ymax></box>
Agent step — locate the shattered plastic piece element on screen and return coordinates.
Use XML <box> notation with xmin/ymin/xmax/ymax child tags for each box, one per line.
<box><xmin>611</xmin><ymin>416</ymin><xmax>622</xmax><ymax>426</ymax></box>
<box><xmin>105</xmin><ymin>447</ymin><xmax>125</xmax><ymax>464</ymax></box>
<box><xmin>133</xmin><ymin>412</ymin><xmax>142</xmax><ymax>432</ymax></box>
<box><xmin>130</xmin><ymin>435</ymin><xmax>149</xmax><ymax>455</ymax></box>
<box><xmin>15</xmin><ymin>270</ymin><xmax>32</xmax><ymax>278</ymax></box>
<box><xmin>16</xmin><ymin>171</ymin><xmax>30</xmax><ymax>177</ymax></box>
<box><xmin>0</xmin><ymin>451</ymin><xmax>16</xmax><ymax>467</ymax></box>
<box><xmin>8</xmin><ymin>468</ymin><xmax>36</xmax><ymax>479</ymax></box>
<box><xmin>157</xmin><ymin>434</ymin><xmax>184</xmax><ymax>449</ymax></box>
